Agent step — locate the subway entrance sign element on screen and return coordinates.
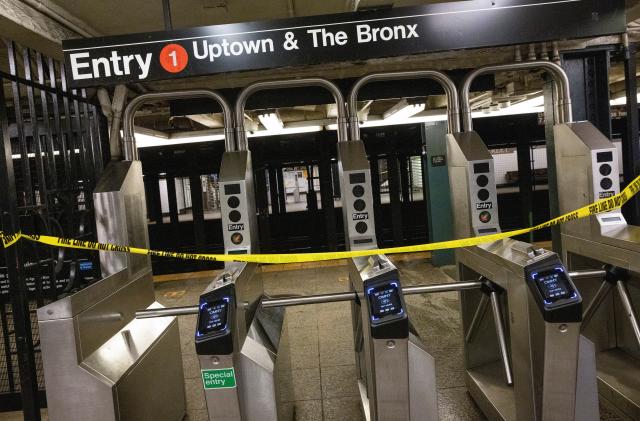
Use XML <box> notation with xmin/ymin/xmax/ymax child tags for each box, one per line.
<box><xmin>201</xmin><ymin>368</ymin><xmax>237</xmax><ymax>389</ymax></box>
<box><xmin>62</xmin><ymin>0</ymin><xmax>625</xmax><ymax>88</ymax></box>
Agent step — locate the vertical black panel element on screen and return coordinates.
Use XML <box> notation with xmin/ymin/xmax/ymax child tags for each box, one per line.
<box><xmin>166</xmin><ymin>175</ymin><xmax>180</xmax><ymax>224</ymax></box>
<box><xmin>318</xmin><ymin>144</ymin><xmax>336</xmax><ymax>251</ymax></box>
<box><xmin>48</xmin><ymin>57</ymin><xmax>70</xmax><ymax>184</ymax></box>
<box><xmin>71</xmin><ymin>89</ymin><xmax>90</xmax><ymax>182</ymax></box>
<box><xmin>59</xmin><ymin>64</ymin><xmax>79</xmax><ymax>182</ymax></box>
<box><xmin>399</xmin><ymin>155</ymin><xmax>410</xmax><ymax>239</ymax></box>
<box><xmin>35</xmin><ymin>53</ymin><xmax>57</xmax><ymax>189</ymax></box>
<box><xmin>254</xmin><ymin>166</ymin><xmax>271</xmax><ymax>252</ymax></box>
<box><xmin>190</xmin><ymin>174</ymin><xmax>205</xmax><ymax>248</ymax></box>
<box><xmin>146</xmin><ymin>174</ymin><xmax>164</xmax><ymax>224</ymax></box>
<box><xmin>267</xmin><ymin>165</ymin><xmax>281</xmax><ymax>249</ymax></box>
<box><xmin>276</xmin><ymin>166</ymin><xmax>286</xmax><ymax>216</ymax></box>
<box><xmin>387</xmin><ymin>153</ymin><xmax>403</xmax><ymax>245</ymax></box>
<box><xmin>6</xmin><ymin>40</ymin><xmax>33</xmax><ymax>206</ymax></box>
<box><xmin>369</xmin><ymin>157</ymin><xmax>382</xmax><ymax>246</ymax></box>
<box><xmin>562</xmin><ymin>48</ymin><xmax>612</xmax><ymax>138</ymax></box>
<box><xmin>23</xmin><ymin>48</ymin><xmax>48</xmax><ymax>205</ymax></box>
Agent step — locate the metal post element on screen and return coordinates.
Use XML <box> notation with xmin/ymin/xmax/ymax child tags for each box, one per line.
<box><xmin>490</xmin><ymin>291</ymin><xmax>513</xmax><ymax>386</ymax></box>
<box><xmin>616</xmin><ymin>281</ymin><xmax>640</xmax><ymax>349</ymax></box>
<box><xmin>515</xmin><ymin>127</ymin><xmax>534</xmax><ymax>242</ymax></box>
<box><xmin>621</xmin><ymin>35</ymin><xmax>640</xmax><ymax>224</ymax></box>
<box><xmin>162</xmin><ymin>0</ymin><xmax>173</xmax><ymax>30</ymax></box>
<box><xmin>543</xmin><ymin>78</ymin><xmax>562</xmax><ymax>254</ymax></box>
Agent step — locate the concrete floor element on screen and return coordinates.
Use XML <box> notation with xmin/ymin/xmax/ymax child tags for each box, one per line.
<box><xmin>0</xmin><ymin>256</ymin><xmax>631</xmax><ymax>420</ymax></box>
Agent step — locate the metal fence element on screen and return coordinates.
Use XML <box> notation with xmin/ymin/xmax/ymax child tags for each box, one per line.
<box><xmin>0</xmin><ymin>38</ymin><xmax>107</xmax><ymax>417</ymax></box>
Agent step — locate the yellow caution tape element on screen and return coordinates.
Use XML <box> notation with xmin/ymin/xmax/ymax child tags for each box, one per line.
<box><xmin>2</xmin><ymin>175</ymin><xmax>640</xmax><ymax>264</ymax></box>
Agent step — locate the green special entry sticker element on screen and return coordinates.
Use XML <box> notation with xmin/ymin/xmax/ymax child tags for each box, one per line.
<box><xmin>201</xmin><ymin>368</ymin><xmax>237</xmax><ymax>389</ymax></box>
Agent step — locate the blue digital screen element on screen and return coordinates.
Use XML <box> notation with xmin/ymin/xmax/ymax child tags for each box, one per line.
<box><xmin>197</xmin><ymin>298</ymin><xmax>229</xmax><ymax>336</ymax></box>
<box><xmin>368</xmin><ymin>282</ymin><xmax>403</xmax><ymax>320</ymax></box>
<box><xmin>79</xmin><ymin>260</ymin><xmax>93</xmax><ymax>272</ymax></box>
<box><xmin>532</xmin><ymin>268</ymin><xmax>574</xmax><ymax>304</ymax></box>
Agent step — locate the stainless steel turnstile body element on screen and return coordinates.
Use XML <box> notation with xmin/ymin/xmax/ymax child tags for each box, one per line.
<box><xmin>196</xmin><ymin>262</ymin><xmax>284</xmax><ymax>420</ymax></box>
<box><xmin>456</xmin><ymin>243</ymin><xmax>594</xmax><ymax>421</ymax></box>
<box><xmin>447</xmin><ymin>126</ymin><xmax>597</xmax><ymax>421</ymax></box>
<box><xmin>350</xmin><ymin>255</ymin><xmax>438</xmax><ymax>421</ymax></box>
<box><xmin>555</xmin><ymin>121</ymin><xmax>640</xmax><ymax>419</ymax></box>
<box><xmin>38</xmin><ymin>160</ymin><xmax>185</xmax><ymax>421</ymax></box>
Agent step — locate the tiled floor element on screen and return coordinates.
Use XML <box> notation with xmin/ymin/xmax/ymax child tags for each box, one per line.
<box><xmin>0</xmin><ymin>257</ymin><xmax>631</xmax><ymax>420</ymax></box>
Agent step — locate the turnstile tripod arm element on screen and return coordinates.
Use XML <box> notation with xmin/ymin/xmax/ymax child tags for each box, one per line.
<box><xmin>135</xmin><ymin>306</ymin><xmax>199</xmax><ymax>319</ymax></box>
<box><xmin>403</xmin><ymin>281</ymin><xmax>483</xmax><ymax>295</ymax></box>
<box><xmin>262</xmin><ymin>292</ymin><xmax>357</xmax><ymax>308</ymax></box>
<box><xmin>135</xmin><ymin>281</ymin><xmax>486</xmax><ymax>316</ymax></box>
<box><xmin>616</xmin><ymin>281</ymin><xmax>640</xmax><ymax>349</ymax></box>
<box><xmin>490</xmin><ymin>291</ymin><xmax>513</xmax><ymax>386</ymax></box>
<box><xmin>581</xmin><ymin>281</ymin><xmax>613</xmax><ymax>329</ymax></box>
<box><xmin>465</xmin><ymin>294</ymin><xmax>490</xmax><ymax>344</ymax></box>
<box><xmin>261</xmin><ymin>281</ymin><xmax>484</xmax><ymax>308</ymax></box>
<box><xmin>568</xmin><ymin>270</ymin><xmax>607</xmax><ymax>280</ymax></box>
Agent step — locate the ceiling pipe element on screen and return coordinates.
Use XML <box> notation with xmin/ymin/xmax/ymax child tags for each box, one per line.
<box><xmin>460</xmin><ymin>61</ymin><xmax>572</xmax><ymax>132</ymax></box>
<box><xmin>123</xmin><ymin>90</ymin><xmax>235</xmax><ymax>161</ymax></box>
<box><xmin>19</xmin><ymin>0</ymin><xmax>102</xmax><ymax>37</ymax></box>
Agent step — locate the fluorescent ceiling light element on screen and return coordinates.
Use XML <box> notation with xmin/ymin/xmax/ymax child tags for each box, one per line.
<box><xmin>134</xmin><ymin>131</ymin><xmax>225</xmax><ymax>148</ymax></box>
<box><xmin>610</xmin><ymin>93</ymin><xmax>640</xmax><ymax>106</ymax></box>
<box><xmin>249</xmin><ymin>125</ymin><xmax>323</xmax><ymax>137</ymax></box>
<box><xmin>383</xmin><ymin>99</ymin><xmax>426</xmax><ymax>121</ymax></box>
<box><xmin>258</xmin><ymin>111</ymin><xmax>284</xmax><ymax>132</ymax></box>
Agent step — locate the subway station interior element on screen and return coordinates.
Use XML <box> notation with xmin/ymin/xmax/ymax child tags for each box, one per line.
<box><xmin>3</xmin><ymin>0</ymin><xmax>640</xmax><ymax>420</ymax></box>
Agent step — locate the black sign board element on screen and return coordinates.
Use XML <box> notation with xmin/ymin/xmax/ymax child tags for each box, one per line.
<box><xmin>431</xmin><ymin>155</ymin><xmax>446</xmax><ymax>167</ymax></box>
<box><xmin>62</xmin><ymin>0</ymin><xmax>625</xmax><ymax>88</ymax></box>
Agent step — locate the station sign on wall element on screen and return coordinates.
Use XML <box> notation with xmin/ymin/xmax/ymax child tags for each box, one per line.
<box><xmin>62</xmin><ymin>0</ymin><xmax>625</xmax><ymax>88</ymax></box>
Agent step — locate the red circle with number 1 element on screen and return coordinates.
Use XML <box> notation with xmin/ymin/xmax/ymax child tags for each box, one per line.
<box><xmin>160</xmin><ymin>44</ymin><xmax>188</xmax><ymax>73</ymax></box>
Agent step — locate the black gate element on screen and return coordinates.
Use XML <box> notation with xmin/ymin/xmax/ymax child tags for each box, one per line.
<box><xmin>0</xmin><ymin>38</ymin><xmax>108</xmax><ymax>417</ymax></box>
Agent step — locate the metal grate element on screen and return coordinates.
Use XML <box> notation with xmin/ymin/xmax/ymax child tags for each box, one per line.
<box><xmin>0</xmin><ymin>37</ymin><xmax>108</xmax><ymax>418</ymax></box>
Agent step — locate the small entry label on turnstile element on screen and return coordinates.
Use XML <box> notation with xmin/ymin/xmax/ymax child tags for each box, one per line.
<box><xmin>201</xmin><ymin>368</ymin><xmax>236</xmax><ymax>389</ymax></box>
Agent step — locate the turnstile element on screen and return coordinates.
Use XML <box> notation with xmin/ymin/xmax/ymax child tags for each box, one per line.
<box><xmin>555</xmin><ymin>120</ymin><xmax>640</xmax><ymax>419</ymax></box>
<box><xmin>449</xmin><ymin>63</ymin><xmax>600</xmax><ymax>420</ymax></box>
<box><xmin>37</xmin><ymin>159</ymin><xmax>185</xmax><ymax>421</ymax></box>
<box><xmin>195</xmin><ymin>262</ymin><xmax>284</xmax><ymax>420</ymax></box>
<box><xmin>136</xmin><ymin>86</ymin><xmax>285</xmax><ymax>420</ymax></box>
<box><xmin>349</xmin><ymin>254</ymin><xmax>437</xmax><ymax>421</ymax></box>
<box><xmin>347</xmin><ymin>71</ymin><xmax>467</xmax><ymax>420</ymax></box>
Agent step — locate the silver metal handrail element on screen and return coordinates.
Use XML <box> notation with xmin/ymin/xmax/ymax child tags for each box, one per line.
<box><xmin>460</xmin><ymin>61</ymin><xmax>573</xmax><ymax>132</ymax></box>
<box><xmin>348</xmin><ymin>70</ymin><xmax>461</xmax><ymax>138</ymax></box>
<box><xmin>234</xmin><ymin>78</ymin><xmax>349</xmax><ymax>151</ymax></box>
<box><xmin>135</xmin><ymin>280</ymin><xmax>483</xmax><ymax>318</ymax></box>
<box><xmin>122</xmin><ymin>89</ymin><xmax>235</xmax><ymax>161</ymax></box>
